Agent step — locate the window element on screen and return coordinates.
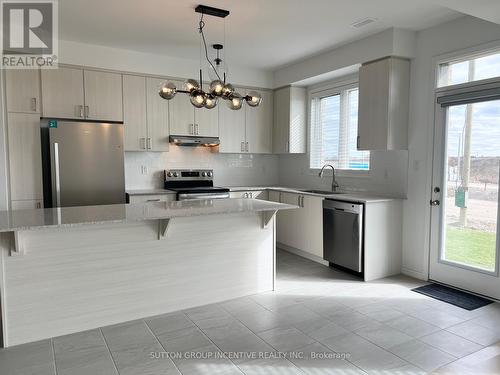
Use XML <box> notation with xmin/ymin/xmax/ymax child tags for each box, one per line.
<box><xmin>310</xmin><ymin>86</ymin><xmax>369</xmax><ymax>170</ymax></box>
<box><xmin>438</xmin><ymin>49</ymin><xmax>500</xmax><ymax>88</ymax></box>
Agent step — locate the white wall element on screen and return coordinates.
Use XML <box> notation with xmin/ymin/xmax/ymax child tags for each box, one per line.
<box><xmin>403</xmin><ymin>16</ymin><xmax>500</xmax><ymax>279</ymax></box>
<box><xmin>59</xmin><ymin>40</ymin><xmax>273</xmax><ymax>89</ymax></box>
<box><xmin>125</xmin><ymin>149</ymin><xmax>279</xmax><ymax>190</ymax></box>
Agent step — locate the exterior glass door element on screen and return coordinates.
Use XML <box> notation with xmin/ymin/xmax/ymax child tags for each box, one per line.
<box><xmin>430</xmin><ymin>96</ymin><xmax>500</xmax><ymax>299</ymax></box>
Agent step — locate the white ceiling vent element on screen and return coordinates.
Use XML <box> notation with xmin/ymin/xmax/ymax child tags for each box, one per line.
<box><xmin>351</xmin><ymin>18</ymin><xmax>377</xmax><ymax>29</ymax></box>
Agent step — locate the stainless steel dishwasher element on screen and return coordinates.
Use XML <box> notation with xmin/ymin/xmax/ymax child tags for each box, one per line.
<box><xmin>323</xmin><ymin>199</ymin><xmax>364</xmax><ymax>273</ymax></box>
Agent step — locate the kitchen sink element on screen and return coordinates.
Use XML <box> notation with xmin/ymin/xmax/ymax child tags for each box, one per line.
<box><xmin>300</xmin><ymin>189</ymin><xmax>344</xmax><ymax>195</ymax></box>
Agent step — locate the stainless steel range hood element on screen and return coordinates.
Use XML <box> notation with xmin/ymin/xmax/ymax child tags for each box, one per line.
<box><xmin>169</xmin><ymin>135</ymin><xmax>220</xmax><ymax>147</ymax></box>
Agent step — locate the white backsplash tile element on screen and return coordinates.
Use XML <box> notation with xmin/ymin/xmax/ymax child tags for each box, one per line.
<box><xmin>124</xmin><ymin>146</ymin><xmax>279</xmax><ymax>190</ymax></box>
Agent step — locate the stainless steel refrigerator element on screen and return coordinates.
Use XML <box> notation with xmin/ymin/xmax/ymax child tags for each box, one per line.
<box><xmin>41</xmin><ymin>119</ymin><xmax>126</xmax><ymax>208</ymax></box>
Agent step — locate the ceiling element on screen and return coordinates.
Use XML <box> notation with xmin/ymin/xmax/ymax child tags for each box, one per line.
<box><xmin>59</xmin><ymin>0</ymin><xmax>472</xmax><ymax>70</ymax></box>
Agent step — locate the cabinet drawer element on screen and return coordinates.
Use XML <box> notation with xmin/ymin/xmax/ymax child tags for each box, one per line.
<box><xmin>128</xmin><ymin>194</ymin><xmax>175</xmax><ymax>204</ymax></box>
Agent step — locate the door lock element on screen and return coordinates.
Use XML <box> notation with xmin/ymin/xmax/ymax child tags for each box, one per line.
<box><xmin>434</xmin><ymin>187</ymin><xmax>441</xmax><ymax>193</ymax></box>
<box><xmin>430</xmin><ymin>200</ymin><xmax>440</xmax><ymax>206</ymax></box>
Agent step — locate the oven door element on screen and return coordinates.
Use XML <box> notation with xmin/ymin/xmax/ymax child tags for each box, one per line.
<box><xmin>177</xmin><ymin>192</ymin><xmax>230</xmax><ymax>201</ymax></box>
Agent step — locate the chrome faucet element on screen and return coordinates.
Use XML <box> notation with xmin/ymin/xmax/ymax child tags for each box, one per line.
<box><xmin>319</xmin><ymin>164</ymin><xmax>340</xmax><ymax>192</ymax></box>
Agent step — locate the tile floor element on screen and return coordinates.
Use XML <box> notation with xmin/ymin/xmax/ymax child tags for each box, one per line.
<box><xmin>1</xmin><ymin>249</ymin><xmax>500</xmax><ymax>375</ymax></box>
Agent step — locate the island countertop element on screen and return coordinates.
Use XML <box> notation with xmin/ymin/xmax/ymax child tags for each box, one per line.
<box><xmin>0</xmin><ymin>198</ymin><xmax>296</xmax><ymax>232</ymax></box>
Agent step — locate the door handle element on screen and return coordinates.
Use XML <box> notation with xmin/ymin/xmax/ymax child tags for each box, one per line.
<box><xmin>31</xmin><ymin>97</ymin><xmax>37</xmax><ymax>112</ymax></box>
<box><xmin>430</xmin><ymin>200</ymin><xmax>441</xmax><ymax>206</ymax></box>
<box><xmin>53</xmin><ymin>142</ymin><xmax>61</xmax><ymax>207</ymax></box>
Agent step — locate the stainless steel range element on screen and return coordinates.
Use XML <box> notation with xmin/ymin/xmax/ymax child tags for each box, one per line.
<box><xmin>164</xmin><ymin>169</ymin><xmax>230</xmax><ymax>200</ymax></box>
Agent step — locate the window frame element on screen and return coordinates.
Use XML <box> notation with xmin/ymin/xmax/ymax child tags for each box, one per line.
<box><xmin>307</xmin><ymin>76</ymin><xmax>370</xmax><ymax>177</ymax></box>
<box><xmin>435</xmin><ymin>40</ymin><xmax>500</xmax><ymax>91</ymax></box>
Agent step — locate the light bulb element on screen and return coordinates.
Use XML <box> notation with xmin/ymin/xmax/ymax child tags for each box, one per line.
<box><xmin>222</xmin><ymin>83</ymin><xmax>234</xmax><ymax>98</ymax></box>
<box><xmin>204</xmin><ymin>94</ymin><xmax>218</xmax><ymax>109</ymax></box>
<box><xmin>184</xmin><ymin>79</ymin><xmax>200</xmax><ymax>92</ymax></box>
<box><xmin>158</xmin><ymin>81</ymin><xmax>177</xmax><ymax>100</ymax></box>
<box><xmin>209</xmin><ymin>80</ymin><xmax>224</xmax><ymax>96</ymax></box>
<box><xmin>227</xmin><ymin>93</ymin><xmax>243</xmax><ymax>110</ymax></box>
<box><xmin>190</xmin><ymin>89</ymin><xmax>206</xmax><ymax>108</ymax></box>
<box><xmin>245</xmin><ymin>91</ymin><xmax>262</xmax><ymax>107</ymax></box>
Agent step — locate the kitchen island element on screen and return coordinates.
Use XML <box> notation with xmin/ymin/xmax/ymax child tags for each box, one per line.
<box><xmin>0</xmin><ymin>199</ymin><xmax>295</xmax><ymax>347</ymax></box>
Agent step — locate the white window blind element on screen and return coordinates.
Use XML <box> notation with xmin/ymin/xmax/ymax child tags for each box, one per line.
<box><xmin>310</xmin><ymin>87</ymin><xmax>369</xmax><ymax>170</ymax></box>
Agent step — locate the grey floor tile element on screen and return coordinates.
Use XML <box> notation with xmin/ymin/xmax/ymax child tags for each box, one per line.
<box><xmin>304</xmin><ymin>321</ymin><xmax>349</xmax><ymax>341</ymax></box>
<box><xmin>219</xmin><ymin>297</ymin><xmax>270</xmax><ymax>317</ymax></box>
<box><xmin>146</xmin><ymin>312</ymin><xmax>195</xmax><ymax>336</ymax></box>
<box><xmin>446</xmin><ymin>320</ymin><xmax>500</xmax><ymax>346</ymax></box>
<box><xmin>102</xmin><ymin>320</ymin><xmax>179</xmax><ymax>375</ymax></box>
<box><xmin>290</xmin><ymin>342</ymin><xmax>367</xmax><ymax>375</ymax></box>
<box><xmin>325</xmin><ymin>310</ymin><xmax>377</xmax><ymax>331</ymax></box>
<box><xmin>237</xmin><ymin>357</ymin><xmax>304</xmax><ymax>375</ymax></box>
<box><xmin>257</xmin><ymin>327</ymin><xmax>316</xmax><ymax>352</ymax></box>
<box><xmin>355</xmin><ymin>303</ymin><xmax>406</xmax><ymax>323</ymax></box>
<box><xmin>53</xmin><ymin>329</ymin><xmax>117</xmax><ymax>375</ymax></box>
<box><xmin>234</xmin><ymin>309</ymin><xmax>287</xmax><ymax>333</ymax></box>
<box><xmin>385</xmin><ymin>314</ymin><xmax>441</xmax><ymax>338</ymax></box>
<box><xmin>319</xmin><ymin>332</ymin><xmax>382</xmax><ymax>363</ymax></box>
<box><xmin>407</xmin><ymin>308</ymin><xmax>465</xmax><ymax>329</ymax></box>
<box><xmin>183</xmin><ymin>304</ymin><xmax>232</xmax><ymax>323</ymax></box>
<box><xmin>354</xmin><ymin>321</ymin><xmax>413</xmax><ymax>349</ymax></box>
<box><xmin>419</xmin><ymin>330</ymin><xmax>483</xmax><ymax>358</ymax></box>
<box><xmin>389</xmin><ymin>339</ymin><xmax>456</xmax><ymax>372</ymax></box>
<box><xmin>0</xmin><ymin>339</ymin><xmax>55</xmax><ymax>375</ymax></box>
<box><xmin>157</xmin><ymin>326</ymin><xmax>213</xmax><ymax>353</ymax></box>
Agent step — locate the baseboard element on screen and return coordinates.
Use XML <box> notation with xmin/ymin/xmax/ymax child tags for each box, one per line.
<box><xmin>277</xmin><ymin>243</ymin><xmax>329</xmax><ymax>266</ymax></box>
<box><xmin>402</xmin><ymin>267</ymin><xmax>428</xmax><ymax>281</ymax></box>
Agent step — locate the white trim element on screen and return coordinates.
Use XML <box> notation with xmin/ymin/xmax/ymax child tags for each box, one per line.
<box><xmin>401</xmin><ymin>267</ymin><xmax>428</xmax><ymax>281</ymax></box>
<box><xmin>278</xmin><ymin>243</ymin><xmax>329</xmax><ymax>266</ymax></box>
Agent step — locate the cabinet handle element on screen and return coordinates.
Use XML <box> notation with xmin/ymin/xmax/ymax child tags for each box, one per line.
<box><xmin>31</xmin><ymin>97</ymin><xmax>37</xmax><ymax>112</ymax></box>
<box><xmin>190</xmin><ymin>124</ymin><xmax>194</xmax><ymax>135</ymax></box>
<box><xmin>245</xmin><ymin>142</ymin><xmax>249</xmax><ymax>152</ymax></box>
<box><xmin>78</xmin><ymin>105</ymin><xmax>84</xmax><ymax>118</ymax></box>
<box><xmin>243</xmin><ymin>193</ymin><xmax>248</xmax><ymax>198</ymax></box>
<box><xmin>140</xmin><ymin>138</ymin><xmax>146</xmax><ymax>150</ymax></box>
<box><xmin>146</xmin><ymin>138</ymin><xmax>152</xmax><ymax>150</ymax></box>
<box><xmin>146</xmin><ymin>199</ymin><xmax>160</xmax><ymax>202</ymax></box>
<box><xmin>301</xmin><ymin>196</ymin><xmax>305</xmax><ymax>207</ymax></box>
<box><xmin>357</xmin><ymin>135</ymin><xmax>360</xmax><ymax>149</ymax></box>
<box><xmin>286</xmin><ymin>141</ymin><xmax>289</xmax><ymax>153</ymax></box>
<box><xmin>84</xmin><ymin>105</ymin><xmax>90</xmax><ymax>118</ymax></box>
<box><xmin>241</xmin><ymin>142</ymin><xmax>245</xmax><ymax>152</ymax></box>
<box><xmin>36</xmin><ymin>201</ymin><xmax>41</xmax><ymax>209</ymax></box>
<box><xmin>195</xmin><ymin>124</ymin><xmax>199</xmax><ymax>135</ymax></box>
<box><xmin>279</xmin><ymin>193</ymin><xmax>282</xmax><ymax>203</ymax></box>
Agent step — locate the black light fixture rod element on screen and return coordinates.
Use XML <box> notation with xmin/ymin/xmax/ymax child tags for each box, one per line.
<box><xmin>195</xmin><ymin>5</ymin><xmax>229</xmax><ymax>18</ymax></box>
<box><xmin>199</xmin><ymin>69</ymin><xmax>203</xmax><ymax>90</ymax></box>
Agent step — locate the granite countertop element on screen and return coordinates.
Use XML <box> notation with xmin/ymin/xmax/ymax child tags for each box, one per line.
<box><xmin>227</xmin><ymin>186</ymin><xmax>401</xmax><ymax>203</ymax></box>
<box><xmin>0</xmin><ymin>199</ymin><xmax>296</xmax><ymax>232</ymax></box>
<box><xmin>126</xmin><ymin>189</ymin><xmax>176</xmax><ymax>196</ymax></box>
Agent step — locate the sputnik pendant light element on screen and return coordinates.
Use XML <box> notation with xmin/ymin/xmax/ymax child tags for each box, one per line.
<box><xmin>158</xmin><ymin>5</ymin><xmax>262</xmax><ymax>110</ymax></box>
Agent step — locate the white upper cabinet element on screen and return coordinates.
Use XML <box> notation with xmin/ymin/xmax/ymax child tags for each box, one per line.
<box><xmin>146</xmin><ymin>77</ymin><xmax>170</xmax><ymax>152</ymax></box>
<box><xmin>273</xmin><ymin>86</ymin><xmax>306</xmax><ymax>154</ymax></box>
<box><xmin>195</xmin><ymin>106</ymin><xmax>219</xmax><ymax>137</ymax></box>
<box><xmin>246</xmin><ymin>90</ymin><xmax>273</xmax><ymax>154</ymax></box>
<box><xmin>41</xmin><ymin>67</ymin><xmax>123</xmax><ymax>122</ymax></box>
<box><xmin>219</xmin><ymin>88</ymin><xmax>273</xmax><ymax>154</ymax></box>
<box><xmin>123</xmin><ymin>74</ymin><xmax>147</xmax><ymax>151</ymax></box>
<box><xmin>5</xmin><ymin>69</ymin><xmax>40</xmax><ymax>113</ymax></box>
<box><xmin>169</xmin><ymin>80</ymin><xmax>195</xmax><ymax>136</ymax></box>
<box><xmin>84</xmin><ymin>70</ymin><xmax>123</xmax><ymax>122</ymax></box>
<box><xmin>41</xmin><ymin>67</ymin><xmax>85</xmax><ymax>119</ymax></box>
<box><xmin>358</xmin><ymin>57</ymin><xmax>409</xmax><ymax>151</ymax></box>
<box><xmin>7</xmin><ymin>113</ymin><xmax>43</xmax><ymax>202</ymax></box>
<box><xmin>219</xmin><ymin>93</ymin><xmax>246</xmax><ymax>153</ymax></box>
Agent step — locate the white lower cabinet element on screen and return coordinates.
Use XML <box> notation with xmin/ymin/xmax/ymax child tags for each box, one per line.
<box><xmin>11</xmin><ymin>200</ymin><xmax>43</xmax><ymax>210</ymax></box>
<box><xmin>270</xmin><ymin>191</ymin><xmax>323</xmax><ymax>259</ymax></box>
<box><xmin>229</xmin><ymin>190</ymin><xmax>267</xmax><ymax>200</ymax></box>
<box><xmin>128</xmin><ymin>194</ymin><xmax>175</xmax><ymax>204</ymax></box>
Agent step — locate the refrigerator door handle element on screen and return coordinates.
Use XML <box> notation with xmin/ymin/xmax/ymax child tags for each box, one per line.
<box><xmin>53</xmin><ymin>142</ymin><xmax>61</xmax><ymax>207</ymax></box>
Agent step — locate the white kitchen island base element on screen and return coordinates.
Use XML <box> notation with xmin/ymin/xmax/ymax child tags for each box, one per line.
<box><xmin>0</xmin><ymin>210</ymin><xmax>278</xmax><ymax>347</ymax></box>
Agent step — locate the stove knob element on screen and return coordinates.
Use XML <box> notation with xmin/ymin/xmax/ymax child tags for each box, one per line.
<box><xmin>167</xmin><ymin>171</ymin><xmax>173</xmax><ymax>177</ymax></box>
<box><xmin>173</xmin><ymin>172</ymin><xmax>179</xmax><ymax>177</ymax></box>
<box><xmin>207</xmin><ymin>171</ymin><xmax>213</xmax><ymax>177</ymax></box>
<box><xmin>201</xmin><ymin>172</ymin><xmax>207</xmax><ymax>177</ymax></box>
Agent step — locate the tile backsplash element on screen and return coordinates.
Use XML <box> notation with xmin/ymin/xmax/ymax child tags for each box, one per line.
<box><xmin>124</xmin><ymin>146</ymin><xmax>279</xmax><ymax>190</ymax></box>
